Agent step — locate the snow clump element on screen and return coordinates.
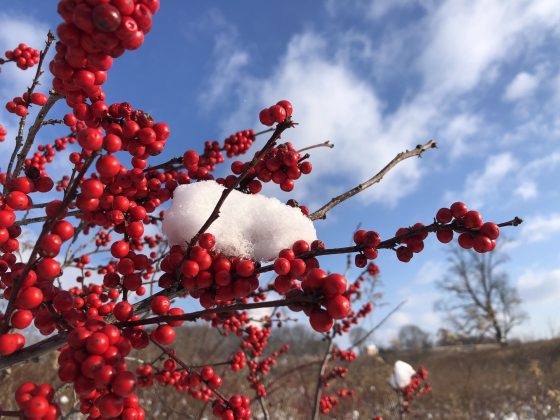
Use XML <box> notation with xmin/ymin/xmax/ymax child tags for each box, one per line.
<box><xmin>162</xmin><ymin>180</ymin><xmax>317</xmax><ymax>261</ymax></box>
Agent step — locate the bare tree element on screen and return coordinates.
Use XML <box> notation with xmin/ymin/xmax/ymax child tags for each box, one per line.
<box><xmin>398</xmin><ymin>324</ymin><xmax>432</xmax><ymax>351</ymax></box>
<box><xmin>435</xmin><ymin>246</ymin><xmax>527</xmax><ymax>344</ymax></box>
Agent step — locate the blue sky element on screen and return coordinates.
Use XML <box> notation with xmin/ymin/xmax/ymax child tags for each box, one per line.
<box><xmin>1</xmin><ymin>1</ymin><xmax>560</xmax><ymax>344</ymax></box>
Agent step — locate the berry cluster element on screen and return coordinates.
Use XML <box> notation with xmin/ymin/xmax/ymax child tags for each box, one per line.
<box><xmin>352</xmin><ymin>229</ymin><xmax>381</xmax><ymax>268</ymax></box>
<box><xmin>212</xmin><ymin>394</ymin><xmax>252</xmax><ymax>420</ymax></box>
<box><xmin>400</xmin><ymin>367</ymin><xmax>431</xmax><ymax>413</ymax></box>
<box><xmin>258</xmin><ymin>100</ymin><xmax>292</xmax><ymax>126</ymax></box>
<box><xmin>58</xmin><ymin>319</ymin><xmax>145</xmax><ymax>419</ymax></box>
<box><xmin>136</xmin><ymin>361</ymin><xmax>224</xmax><ymax>401</ymax></box>
<box><xmin>393</xmin><ymin>202</ymin><xmax>501</xmax><ymax>263</ymax></box>
<box><xmin>2</xmin><ymin>43</ymin><xmax>40</xmax><ymax>70</ymax></box>
<box><xmin>157</xmin><ymin>234</ymin><xmax>262</xmax><ymax>309</ymax></box>
<box><xmin>52</xmin><ymin>0</ymin><xmax>159</xmax><ymax>104</ymax></box>
<box><xmin>0</xmin><ymin>124</ymin><xmax>7</xmax><ymax>142</ymax></box>
<box><xmin>224</xmin><ymin>130</ymin><xmax>255</xmax><ymax>158</ymax></box>
<box><xmin>27</xmin><ymin>136</ymin><xmax>76</xmax><ymax>175</ymax></box>
<box><xmin>5</xmin><ymin>91</ymin><xmax>49</xmax><ymax>117</ymax></box>
<box><xmin>228</xmin><ymin>141</ymin><xmax>312</xmax><ymax>194</ymax></box>
<box><xmin>270</xmin><ymin>240</ymin><xmax>352</xmax><ymax>332</ymax></box>
<box><xmin>319</xmin><ymin>389</ymin><xmax>354</xmax><ymax>415</ymax></box>
<box><xmin>14</xmin><ymin>382</ymin><xmax>60</xmax><ymax>419</ymax></box>
<box><xmin>435</xmin><ymin>201</ymin><xmax>500</xmax><ymax>253</ymax></box>
<box><xmin>181</xmin><ymin>129</ymin><xmax>259</xmax><ymax>183</ymax></box>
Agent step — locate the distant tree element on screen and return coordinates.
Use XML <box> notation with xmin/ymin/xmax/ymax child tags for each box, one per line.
<box><xmin>435</xmin><ymin>246</ymin><xmax>527</xmax><ymax>344</ymax></box>
<box><xmin>398</xmin><ymin>324</ymin><xmax>432</xmax><ymax>351</ymax></box>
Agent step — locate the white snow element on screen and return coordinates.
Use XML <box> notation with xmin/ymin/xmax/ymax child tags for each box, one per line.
<box><xmin>390</xmin><ymin>360</ymin><xmax>416</xmax><ymax>389</ymax></box>
<box><xmin>162</xmin><ymin>181</ymin><xmax>317</xmax><ymax>261</ymax></box>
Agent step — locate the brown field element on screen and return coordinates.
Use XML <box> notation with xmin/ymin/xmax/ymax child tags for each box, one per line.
<box><xmin>1</xmin><ymin>327</ymin><xmax>559</xmax><ymax>419</ymax></box>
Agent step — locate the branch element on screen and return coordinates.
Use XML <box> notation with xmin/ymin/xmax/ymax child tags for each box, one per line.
<box><xmin>309</xmin><ymin>140</ymin><xmax>437</xmax><ymax>221</ymax></box>
<box><xmin>188</xmin><ymin>120</ymin><xmax>294</xmax><ymax>248</ymax></box>
<box><xmin>4</xmin><ymin>31</ymin><xmax>56</xmax><ymax>191</ymax></box>
<box><xmin>349</xmin><ymin>300</ymin><xmax>407</xmax><ymax>350</ymax></box>
<box><xmin>13</xmin><ymin>92</ymin><xmax>63</xmax><ymax>179</ymax></box>
<box><xmin>15</xmin><ymin>210</ymin><xmax>80</xmax><ymax>226</ymax></box>
<box><xmin>116</xmin><ymin>296</ymin><xmax>318</xmax><ymax>328</ymax></box>
<box><xmin>257</xmin><ymin>396</ymin><xmax>270</xmax><ymax>420</ymax></box>
<box><xmin>0</xmin><ymin>333</ymin><xmax>68</xmax><ymax>371</ymax></box>
<box><xmin>311</xmin><ymin>338</ymin><xmax>333</xmax><ymax>420</ymax></box>
<box><xmin>149</xmin><ymin>338</ymin><xmax>229</xmax><ymax>403</ymax></box>
<box><xmin>297</xmin><ymin>140</ymin><xmax>334</xmax><ymax>154</ymax></box>
<box><xmin>1</xmin><ymin>152</ymin><xmax>97</xmax><ymax>334</ymax></box>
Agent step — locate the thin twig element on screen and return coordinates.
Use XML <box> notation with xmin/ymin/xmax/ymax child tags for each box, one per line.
<box><xmin>310</xmin><ymin>140</ymin><xmax>437</xmax><ymax>221</ymax></box>
<box><xmin>297</xmin><ymin>140</ymin><xmax>334</xmax><ymax>154</ymax></box>
<box><xmin>311</xmin><ymin>338</ymin><xmax>334</xmax><ymax>420</ymax></box>
<box><xmin>15</xmin><ymin>210</ymin><xmax>80</xmax><ymax>226</ymax></box>
<box><xmin>258</xmin><ymin>396</ymin><xmax>271</xmax><ymax>420</ymax></box>
<box><xmin>349</xmin><ymin>300</ymin><xmax>407</xmax><ymax>350</ymax></box>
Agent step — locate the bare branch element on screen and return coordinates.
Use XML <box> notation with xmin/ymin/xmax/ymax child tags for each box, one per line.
<box><xmin>309</xmin><ymin>140</ymin><xmax>437</xmax><ymax>221</ymax></box>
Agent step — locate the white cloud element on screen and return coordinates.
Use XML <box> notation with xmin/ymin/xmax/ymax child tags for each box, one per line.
<box><xmin>419</xmin><ymin>0</ymin><xmax>560</xmax><ymax>96</ymax></box>
<box><xmin>504</xmin><ymin>71</ymin><xmax>540</xmax><ymax>101</ymax></box>
<box><xmin>197</xmin><ymin>13</ymin><xmax>249</xmax><ymax>108</ymax></box>
<box><xmin>218</xmin><ymin>32</ymin><xmax>437</xmax><ymax>208</ymax></box>
<box><xmin>413</xmin><ymin>260</ymin><xmax>446</xmax><ymax>285</ymax></box>
<box><xmin>446</xmin><ymin>152</ymin><xmax>518</xmax><ymax>208</ymax></box>
<box><xmin>441</xmin><ymin>113</ymin><xmax>482</xmax><ymax>158</ymax></box>
<box><xmin>517</xmin><ymin>268</ymin><xmax>560</xmax><ymax>303</ymax></box>
<box><xmin>514</xmin><ymin>181</ymin><xmax>538</xmax><ymax>200</ymax></box>
<box><xmin>520</xmin><ymin>213</ymin><xmax>560</xmax><ymax>242</ymax></box>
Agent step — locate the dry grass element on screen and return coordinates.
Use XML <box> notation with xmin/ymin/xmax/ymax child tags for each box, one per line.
<box><xmin>1</xmin><ymin>328</ymin><xmax>559</xmax><ymax>419</ymax></box>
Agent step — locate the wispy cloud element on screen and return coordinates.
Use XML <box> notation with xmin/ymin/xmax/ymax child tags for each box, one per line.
<box><xmin>504</xmin><ymin>71</ymin><xmax>540</xmax><ymax>101</ymax></box>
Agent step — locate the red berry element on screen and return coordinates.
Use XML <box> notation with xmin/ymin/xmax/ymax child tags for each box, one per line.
<box><xmin>268</xmin><ymin>104</ymin><xmax>287</xmax><ymax>123</ymax></box>
<box><xmin>30</xmin><ymin>92</ymin><xmax>48</xmax><ymax>106</ymax></box>
<box><xmin>326</xmin><ymin>295</ymin><xmax>350</xmax><ymax>319</ymax></box>
<box><xmin>436</xmin><ymin>230</ymin><xmax>453</xmax><ymax>243</ymax></box>
<box><xmin>152</xmin><ymin>325</ymin><xmax>175</xmax><ymax>345</ymax></box>
<box><xmin>480</xmin><ymin>222</ymin><xmax>500</xmax><ymax>240</ymax></box>
<box><xmin>276</xmin><ymin>100</ymin><xmax>293</xmax><ymax>117</ymax></box>
<box><xmin>92</xmin><ymin>4</ymin><xmax>122</xmax><ymax>32</ymax></box>
<box><xmin>11</xmin><ymin>309</ymin><xmax>33</xmax><ymax>329</ymax></box>
<box><xmin>259</xmin><ymin>108</ymin><xmax>274</xmax><ymax>126</ymax></box>
<box><xmin>273</xmin><ymin>258</ymin><xmax>291</xmax><ymax>276</ymax></box>
<box><xmin>200</xmin><ymin>366</ymin><xmax>214</xmax><ymax>381</ymax></box>
<box><xmin>114</xmin><ymin>301</ymin><xmax>133</xmax><ymax>321</ymax></box>
<box><xmin>112</xmin><ymin>371</ymin><xmax>137</xmax><ymax>397</ymax></box>
<box><xmin>86</xmin><ymin>332</ymin><xmax>110</xmax><ymax>354</ymax></box>
<box><xmin>396</xmin><ymin>246</ymin><xmax>413</xmax><ymax>262</ymax></box>
<box><xmin>235</xmin><ymin>260</ymin><xmax>254</xmax><ymax>277</ymax></box>
<box><xmin>463</xmin><ymin>210</ymin><xmax>483</xmax><ymax>229</ymax></box>
<box><xmin>309</xmin><ymin>309</ymin><xmax>333</xmax><ymax>333</ymax></box>
<box><xmin>0</xmin><ymin>334</ymin><xmax>18</xmax><ymax>355</ymax></box>
<box><xmin>323</xmin><ymin>273</ymin><xmax>347</xmax><ymax>296</ymax></box>
<box><xmin>17</xmin><ymin>286</ymin><xmax>43</xmax><ymax>309</ymax></box>
<box><xmin>473</xmin><ymin>235</ymin><xmax>493</xmax><ymax>253</ymax></box>
<box><xmin>450</xmin><ymin>201</ymin><xmax>468</xmax><ymax>219</ymax></box>
<box><xmin>23</xmin><ymin>396</ymin><xmax>49</xmax><ymax>418</ymax></box>
<box><xmin>458</xmin><ymin>232</ymin><xmax>474</xmax><ymax>249</ymax></box>
<box><xmin>151</xmin><ymin>296</ymin><xmax>170</xmax><ymax>315</ymax></box>
<box><xmin>96</xmin><ymin>155</ymin><xmax>121</xmax><ymax>177</ymax></box>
